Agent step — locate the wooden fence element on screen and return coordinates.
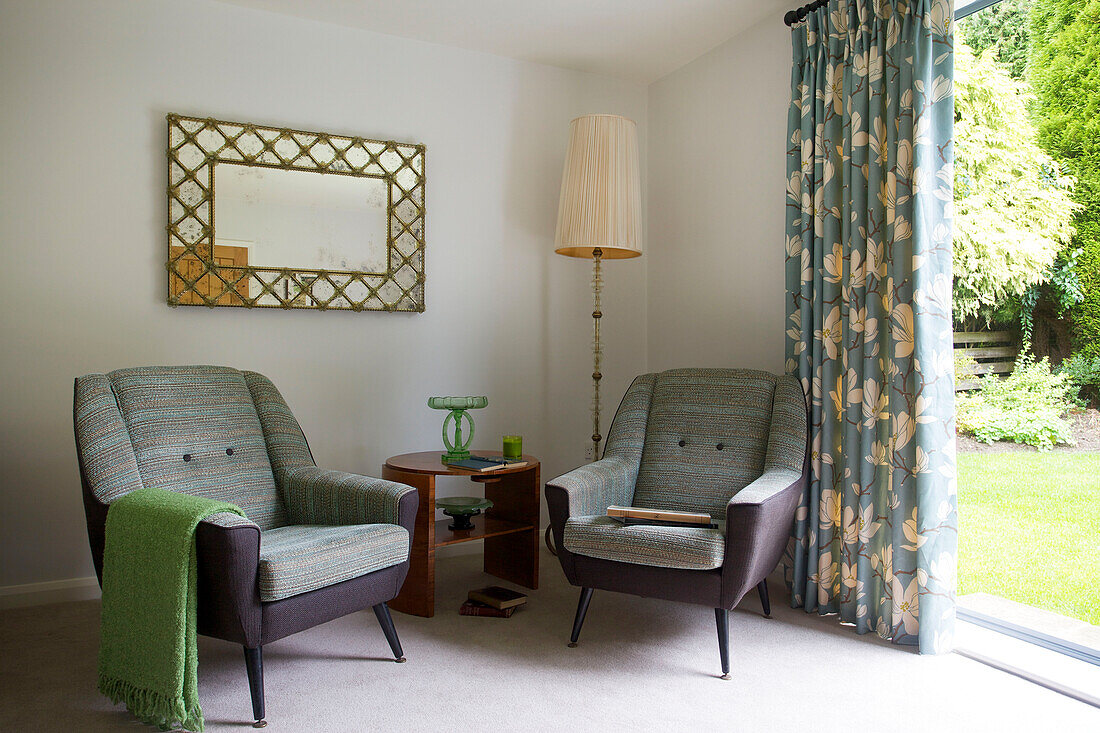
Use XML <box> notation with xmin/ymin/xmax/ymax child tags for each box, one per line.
<box><xmin>954</xmin><ymin>331</ymin><xmax>1018</xmax><ymax>391</ymax></box>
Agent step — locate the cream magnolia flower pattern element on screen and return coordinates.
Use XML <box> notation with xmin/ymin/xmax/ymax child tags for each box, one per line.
<box><xmin>783</xmin><ymin>0</ymin><xmax>958</xmax><ymax>655</ymax></box>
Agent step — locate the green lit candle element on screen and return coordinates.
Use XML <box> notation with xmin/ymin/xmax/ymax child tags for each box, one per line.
<box><xmin>502</xmin><ymin>435</ymin><xmax>523</xmax><ymax>460</ymax></box>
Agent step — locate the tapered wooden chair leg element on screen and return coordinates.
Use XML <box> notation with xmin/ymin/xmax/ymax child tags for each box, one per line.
<box><xmin>715</xmin><ymin>608</ymin><xmax>731</xmax><ymax>680</ymax></box>
<box><xmin>757</xmin><ymin>579</ymin><xmax>771</xmax><ymax>618</ymax></box>
<box><xmin>568</xmin><ymin>587</ymin><xmax>594</xmax><ymax>647</ymax></box>
<box><xmin>373</xmin><ymin>602</ymin><xmax>406</xmax><ymax>663</ymax></box>
<box><xmin>243</xmin><ymin>646</ymin><xmax>267</xmax><ymax>728</ymax></box>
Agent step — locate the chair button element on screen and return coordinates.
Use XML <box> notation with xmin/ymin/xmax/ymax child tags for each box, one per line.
<box><xmin>716</xmin><ymin>443</ymin><xmax>724</xmax><ymax>450</ymax></box>
<box><xmin>678</xmin><ymin>440</ymin><xmax>686</xmax><ymax>447</ymax></box>
<box><xmin>226</xmin><ymin>448</ymin><xmax>234</xmax><ymax>456</ymax></box>
<box><xmin>183</xmin><ymin>454</ymin><xmax>192</xmax><ymax>462</ymax></box>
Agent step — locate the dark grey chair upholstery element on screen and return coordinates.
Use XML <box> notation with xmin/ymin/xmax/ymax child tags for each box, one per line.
<box><xmin>74</xmin><ymin>366</ymin><xmax>418</xmax><ymax>727</ymax></box>
<box><xmin>546</xmin><ymin>369</ymin><xmax>808</xmax><ymax>678</ymax></box>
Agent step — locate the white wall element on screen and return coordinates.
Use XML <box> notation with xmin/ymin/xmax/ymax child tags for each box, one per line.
<box><xmin>646</xmin><ymin>12</ymin><xmax>791</xmax><ymax>373</ymax></box>
<box><xmin>0</xmin><ymin>0</ymin><xmax>648</xmax><ymax>592</ymax></box>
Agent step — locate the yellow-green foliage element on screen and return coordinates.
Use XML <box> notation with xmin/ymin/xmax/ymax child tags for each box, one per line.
<box><xmin>952</xmin><ymin>43</ymin><xmax>1079</xmax><ymax>323</ymax></box>
<box><xmin>955</xmin><ymin>352</ymin><xmax>979</xmax><ymax>383</ymax></box>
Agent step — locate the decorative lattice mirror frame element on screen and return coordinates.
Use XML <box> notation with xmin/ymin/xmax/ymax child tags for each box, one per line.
<box><xmin>166</xmin><ymin>114</ymin><xmax>425</xmax><ymax>311</ymax></box>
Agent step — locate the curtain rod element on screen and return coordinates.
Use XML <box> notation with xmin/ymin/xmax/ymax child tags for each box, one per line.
<box><xmin>784</xmin><ymin>0</ymin><xmax>829</xmax><ymax>27</ymax></box>
<box><xmin>785</xmin><ymin>0</ymin><xmax>998</xmax><ymax>25</ymax></box>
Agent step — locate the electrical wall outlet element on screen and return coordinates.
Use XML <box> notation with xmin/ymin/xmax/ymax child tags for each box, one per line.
<box><xmin>584</xmin><ymin>444</ymin><xmax>596</xmax><ymax>461</ymax></box>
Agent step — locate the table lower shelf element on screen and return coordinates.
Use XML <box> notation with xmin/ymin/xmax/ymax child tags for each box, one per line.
<box><xmin>435</xmin><ymin>516</ymin><xmax>534</xmax><ymax>547</ymax></box>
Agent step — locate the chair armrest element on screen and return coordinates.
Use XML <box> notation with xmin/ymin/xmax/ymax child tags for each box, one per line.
<box><xmin>727</xmin><ymin>469</ymin><xmax>803</xmax><ymax>509</ymax></box>
<box><xmin>202</xmin><ymin>511</ymin><xmax>261</xmax><ymax>530</ymax></box>
<box><xmin>284</xmin><ymin>466</ymin><xmax>418</xmax><ymax>528</ymax></box>
<box><xmin>545</xmin><ymin>456</ymin><xmax>637</xmax><ymax>518</ymax></box>
<box><xmin>545</xmin><ymin>456</ymin><xmax>635</xmax><ymax>586</ymax></box>
<box><xmin>195</xmin><ymin>512</ymin><xmax>262</xmax><ymax>647</ymax></box>
<box><xmin>720</xmin><ymin>468</ymin><xmax>806</xmax><ymax>609</ymax></box>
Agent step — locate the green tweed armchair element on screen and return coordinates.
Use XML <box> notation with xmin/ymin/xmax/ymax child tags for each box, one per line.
<box><xmin>546</xmin><ymin>368</ymin><xmax>809</xmax><ymax>679</ymax></box>
<box><xmin>74</xmin><ymin>366</ymin><xmax>418</xmax><ymax>728</ymax></box>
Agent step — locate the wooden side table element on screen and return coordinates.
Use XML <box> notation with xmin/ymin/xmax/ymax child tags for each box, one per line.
<box><xmin>382</xmin><ymin>450</ymin><xmax>540</xmax><ymax>617</ymax></box>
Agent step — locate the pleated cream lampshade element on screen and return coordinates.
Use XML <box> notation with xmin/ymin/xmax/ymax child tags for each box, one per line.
<box><xmin>554</xmin><ymin>114</ymin><xmax>642</xmax><ymax>259</ymax></box>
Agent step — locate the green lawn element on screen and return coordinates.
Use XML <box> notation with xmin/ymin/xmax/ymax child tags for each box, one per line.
<box><xmin>957</xmin><ymin>451</ymin><xmax>1100</xmax><ymax>625</ymax></box>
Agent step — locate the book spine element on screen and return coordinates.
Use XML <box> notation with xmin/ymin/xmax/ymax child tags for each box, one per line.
<box><xmin>467</xmin><ymin>593</ymin><xmax>525</xmax><ymax>610</ymax></box>
<box><xmin>607</xmin><ymin>506</ymin><xmax>711</xmax><ymax>524</ymax></box>
<box><xmin>621</xmin><ymin>517</ymin><xmax>719</xmax><ymax>529</ymax></box>
<box><xmin>460</xmin><ymin>603</ymin><xmax>514</xmax><ymax>618</ymax></box>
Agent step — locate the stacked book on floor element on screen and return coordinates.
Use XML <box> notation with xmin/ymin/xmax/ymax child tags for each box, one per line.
<box><xmin>459</xmin><ymin>586</ymin><xmax>528</xmax><ymax>617</ymax></box>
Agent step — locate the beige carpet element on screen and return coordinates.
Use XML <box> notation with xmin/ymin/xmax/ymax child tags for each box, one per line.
<box><xmin>1</xmin><ymin>553</ymin><xmax>1096</xmax><ymax>732</ymax></box>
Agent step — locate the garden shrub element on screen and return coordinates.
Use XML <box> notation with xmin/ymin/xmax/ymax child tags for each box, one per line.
<box><xmin>959</xmin><ymin>0</ymin><xmax>1033</xmax><ymax>80</ymax></box>
<box><xmin>1030</xmin><ymin>0</ymin><xmax>1100</xmax><ymax>360</ymax></box>
<box><xmin>1070</xmin><ymin>210</ymin><xmax>1100</xmax><ymax>361</ymax></box>
<box><xmin>956</xmin><ymin>354</ymin><xmax>1076</xmax><ymax>449</ymax></box>
<box><xmin>1018</xmin><ymin>245</ymin><xmax>1084</xmax><ymax>344</ymax></box>
<box><xmin>1058</xmin><ymin>352</ymin><xmax>1100</xmax><ymax>407</ymax></box>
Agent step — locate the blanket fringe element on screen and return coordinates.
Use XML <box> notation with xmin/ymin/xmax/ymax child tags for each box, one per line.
<box><xmin>98</xmin><ymin>675</ymin><xmax>204</xmax><ymax>732</ymax></box>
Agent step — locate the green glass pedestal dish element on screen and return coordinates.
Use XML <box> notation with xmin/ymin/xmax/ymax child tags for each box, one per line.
<box><xmin>436</xmin><ymin>496</ymin><xmax>494</xmax><ymax>531</ymax></box>
<box><xmin>428</xmin><ymin>396</ymin><xmax>489</xmax><ymax>463</ymax></box>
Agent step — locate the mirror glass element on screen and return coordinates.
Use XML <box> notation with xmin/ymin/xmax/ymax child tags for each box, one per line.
<box><xmin>214</xmin><ymin>164</ymin><xmax>390</xmax><ymax>275</ymax></box>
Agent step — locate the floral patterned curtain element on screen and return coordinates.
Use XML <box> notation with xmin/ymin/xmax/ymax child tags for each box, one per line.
<box><xmin>783</xmin><ymin>0</ymin><xmax>958</xmax><ymax>654</ymax></box>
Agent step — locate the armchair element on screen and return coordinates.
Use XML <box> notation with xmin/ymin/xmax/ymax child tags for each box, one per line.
<box><xmin>74</xmin><ymin>366</ymin><xmax>417</xmax><ymax>727</ymax></box>
<box><xmin>546</xmin><ymin>368</ymin><xmax>808</xmax><ymax>679</ymax></box>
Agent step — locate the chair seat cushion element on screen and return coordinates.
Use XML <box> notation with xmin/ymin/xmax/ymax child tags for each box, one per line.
<box><xmin>258</xmin><ymin>524</ymin><xmax>409</xmax><ymax>602</ymax></box>
<box><xmin>563</xmin><ymin>515</ymin><xmax>725</xmax><ymax>571</ymax></box>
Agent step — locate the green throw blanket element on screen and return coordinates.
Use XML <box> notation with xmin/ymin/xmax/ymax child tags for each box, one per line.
<box><xmin>98</xmin><ymin>487</ymin><xmax>245</xmax><ymax>732</ymax></box>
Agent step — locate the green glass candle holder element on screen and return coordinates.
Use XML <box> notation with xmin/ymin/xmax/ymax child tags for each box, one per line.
<box><xmin>502</xmin><ymin>435</ymin><xmax>523</xmax><ymax>460</ymax></box>
<box><xmin>428</xmin><ymin>396</ymin><xmax>488</xmax><ymax>463</ymax></box>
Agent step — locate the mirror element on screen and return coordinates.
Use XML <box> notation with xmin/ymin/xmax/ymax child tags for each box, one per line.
<box><xmin>166</xmin><ymin>114</ymin><xmax>425</xmax><ymax>311</ymax></box>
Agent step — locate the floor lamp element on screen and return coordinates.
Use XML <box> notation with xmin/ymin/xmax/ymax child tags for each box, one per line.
<box><xmin>554</xmin><ymin>114</ymin><xmax>642</xmax><ymax>461</ymax></box>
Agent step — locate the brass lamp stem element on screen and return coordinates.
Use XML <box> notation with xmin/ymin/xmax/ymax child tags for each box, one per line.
<box><xmin>591</xmin><ymin>247</ymin><xmax>603</xmax><ymax>460</ymax></box>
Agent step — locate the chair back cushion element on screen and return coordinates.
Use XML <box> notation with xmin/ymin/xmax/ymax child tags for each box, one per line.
<box><xmin>631</xmin><ymin>369</ymin><xmax>779</xmax><ymax>520</ymax></box>
<box><xmin>243</xmin><ymin>371</ymin><xmax>316</xmax><ymax>494</ymax></box>
<box><xmin>95</xmin><ymin>366</ymin><xmax>286</xmax><ymax>529</ymax></box>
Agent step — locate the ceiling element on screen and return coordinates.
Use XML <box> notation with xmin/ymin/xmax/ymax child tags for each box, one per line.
<box><xmin>216</xmin><ymin>0</ymin><xmax>792</xmax><ymax>83</ymax></box>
